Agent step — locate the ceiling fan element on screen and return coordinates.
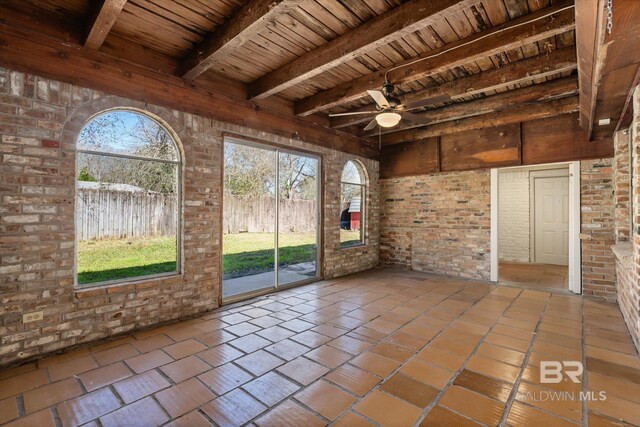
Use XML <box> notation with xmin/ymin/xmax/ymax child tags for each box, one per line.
<box><xmin>329</xmin><ymin>83</ymin><xmax>451</xmax><ymax>131</ymax></box>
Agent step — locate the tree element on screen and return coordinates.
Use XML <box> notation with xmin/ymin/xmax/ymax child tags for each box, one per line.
<box><xmin>78</xmin><ymin>166</ymin><xmax>97</xmax><ymax>182</ymax></box>
<box><xmin>77</xmin><ymin>111</ymin><xmax>179</xmax><ymax>194</ymax></box>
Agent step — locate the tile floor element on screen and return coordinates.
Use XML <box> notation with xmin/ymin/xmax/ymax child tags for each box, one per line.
<box><xmin>1</xmin><ymin>269</ymin><xmax>639</xmax><ymax>426</ymax></box>
<box><xmin>499</xmin><ymin>261</ymin><xmax>568</xmax><ymax>291</ymax></box>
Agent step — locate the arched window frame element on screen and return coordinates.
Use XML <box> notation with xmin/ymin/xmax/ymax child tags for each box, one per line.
<box><xmin>340</xmin><ymin>160</ymin><xmax>367</xmax><ymax>248</ymax></box>
<box><xmin>75</xmin><ymin>108</ymin><xmax>183</xmax><ymax>287</ymax></box>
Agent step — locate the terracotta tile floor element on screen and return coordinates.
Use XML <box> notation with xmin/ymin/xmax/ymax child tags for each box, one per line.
<box><xmin>499</xmin><ymin>261</ymin><xmax>568</xmax><ymax>291</ymax></box>
<box><xmin>1</xmin><ymin>269</ymin><xmax>639</xmax><ymax>426</ymax></box>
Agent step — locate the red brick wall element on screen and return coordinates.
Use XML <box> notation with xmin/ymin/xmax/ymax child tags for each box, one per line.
<box><xmin>613</xmin><ymin>130</ymin><xmax>631</xmax><ymax>242</ymax></box>
<box><xmin>614</xmin><ymin>86</ymin><xmax>640</xmax><ymax>353</ymax></box>
<box><xmin>580</xmin><ymin>159</ymin><xmax>617</xmax><ymax>299</ymax></box>
<box><xmin>0</xmin><ymin>68</ymin><xmax>379</xmax><ymax>366</ymax></box>
<box><xmin>380</xmin><ymin>170</ymin><xmax>491</xmax><ymax>280</ymax></box>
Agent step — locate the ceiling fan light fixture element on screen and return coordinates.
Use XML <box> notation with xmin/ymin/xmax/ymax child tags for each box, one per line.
<box><xmin>376</xmin><ymin>112</ymin><xmax>401</xmax><ymax>128</ymax></box>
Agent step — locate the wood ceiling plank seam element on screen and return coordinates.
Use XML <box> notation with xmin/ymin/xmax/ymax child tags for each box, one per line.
<box><xmin>135</xmin><ymin>0</ymin><xmax>218</xmax><ymax>32</ymax></box>
<box><xmin>273</xmin><ymin>12</ymin><xmax>329</xmax><ymax>47</ymax></box>
<box><xmin>287</xmin><ymin>8</ymin><xmax>338</xmax><ymax>41</ymax></box>
<box><xmin>241</xmin><ymin>40</ymin><xmax>297</xmax><ymax>71</ymax></box>
<box><xmin>464</xmin><ymin>3</ymin><xmax>492</xmax><ymax>32</ymax></box>
<box><xmin>415</xmin><ymin>26</ymin><xmax>447</xmax><ymax>50</ymax></box>
<box><xmin>340</xmin><ymin>0</ymin><xmax>378</xmax><ymax>22</ymax></box>
<box><xmin>479</xmin><ymin>0</ymin><xmax>510</xmax><ymax>26</ymax></box>
<box><xmin>217</xmin><ymin>53</ymin><xmax>268</xmax><ymax>77</ymax></box>
<box><xmin>251</xmin><ymin>33</ymin><xmax>304</xmax><ymax>63</ymax></box>
<box><xmin>361</xmin><ymin>0</ymin><xmax>392</xmax><ymax>15</ymax></box>
<box><xmin>298</xmin><ymin>1</ymin><xmax>351</xmax><ymax>34</ymax></box>
<box><xmin>399</xmin><ymin>33</ymin><xmax>432</xmax><ymax>56</ymax></box>
<box><xmin>112</xmin><ymin>10</ymin><xmax>198</xmax><ymax>55</ymax></box>
<box><xmin>265</xmin><ymin>21</ymin><xmax>315</xmax><ymax>53</ymax></box>
<box><xmin>503</xmin><ymin>0</ymin><xmax>531</xmax><ymax>19</ymax></box>
<box><xmin>258</xmin><ymin>29</ymin><xmax>308</xmax><ymax>57</ymax></box>
<box><xmin>388</xmin><ymin>39</ymin><xmax>420</xmax><ymax>61</ymax></box>
<box><xmin>342</xmin><ymin>58</ymin><xmax>373</xmax><ymax>76</ymax></box>
<box><xmin>430</xmin><ymin>18</ymin><xmax>463</xmax><ymax>45</ymax></box>
<box><xmin>121</xmin><ymin>2</ymin><xmax>204</xmax><ymax>38</ymax></box>
<box><xmin>445</xmin><ymin>9</ymin><xmax>476</xmax><ymax>39</ymax></box>
<box><xmin>331</xmin><ymin>61</ymin><xmax>368</xmax><ymax>80</ymax></box>
<box><xmin>178</xmin><ymin>0</ymin><xmax>230</xmax><ymax>24</ymax></box>
<box><xmin>314</xmin><ymin>0</ymin><xmax>362</xmax><ymax>29</ymax></box>
<box><xmin>376</xmin><ymin>43</ymin><xmax>410</xmax><ymax>64</ymax></box>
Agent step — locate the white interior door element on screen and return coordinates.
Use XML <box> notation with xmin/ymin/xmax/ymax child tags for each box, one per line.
<box><xmin>534</xmin><ymin>176</ymin><xmax>569</xmax><ymax>265</ymax></box>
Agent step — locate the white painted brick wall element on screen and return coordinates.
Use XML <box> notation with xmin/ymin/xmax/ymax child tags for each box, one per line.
<box><xmin>499</xmin><ymin>170</ymin><xmax>530</xmax><ymax>262</ymax></box>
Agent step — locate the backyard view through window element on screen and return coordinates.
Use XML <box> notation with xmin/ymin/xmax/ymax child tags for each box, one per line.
<box><xmin>223</xmin><ymin>138</ymin><xmax>319</xmax><ymax>299</ymax></box>
<box><xmin>76</xmin><ymin>110</ymin><xmax>180</xmax><ymax>285</ymax></box>
<box><xmin>341</xmin><ymin>160</ymin><xmax>365</xmax><ymax>247</ymax></box>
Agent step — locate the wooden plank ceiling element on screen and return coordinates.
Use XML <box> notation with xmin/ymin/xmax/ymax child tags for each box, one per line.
<box><xmin>2</xmin><ymin>0</ymin><xmax>632</xmax><ymax>151</ymax></box>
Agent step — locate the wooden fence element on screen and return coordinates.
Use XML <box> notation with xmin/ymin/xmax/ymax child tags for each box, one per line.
<box><xmin>76</xmin><ymin>189</ymin><xmax>317</xmax><ymax>240</ymax></box>
<box><xmin>76</xmin><ymin>188</ymin><xmax>178</xmax><ymax>241</ymax></box>
<box><xmin>223</xmin><ymin>195</ymin><xmax>317</xmax><ymax>234</ymax></box>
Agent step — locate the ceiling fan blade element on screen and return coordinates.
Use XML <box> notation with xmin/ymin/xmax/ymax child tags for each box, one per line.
<box><xmin>367</xmin><ymin>90</ymin><xmax>391</xmax><ymax>109</ymax></box>
<box><xmin>401</xmin><ymin>112</ymin><xmax>432</xmax><ymax>125</ymax></box>
<box><xmin>328</xmin><ymin>111</ymin><xmax>378</xmax><ymax>117</ymax></box>
<box><xmin>363</xmin><ymin>118</ymin><xmax>378</xmax><ymax>131</ymax></box>
<box><xmin>402</xmin><ymin>94</ymin><xmax>452</xmax><ymax>111</ymax></box>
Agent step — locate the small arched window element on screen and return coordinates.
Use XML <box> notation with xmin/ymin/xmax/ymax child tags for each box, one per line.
<box><xmin>76</xmin><ymin>109</ymin><xmax>181</xmax><ymax>286</ymax></box>
<box><xmin>340</xmin><ymin>160</ymin><xmax>366</xmax><ymax>247</ymax></box>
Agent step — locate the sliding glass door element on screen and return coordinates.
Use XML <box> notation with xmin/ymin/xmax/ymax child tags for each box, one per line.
<box><xmin>222</xmin><ymin>137</ymin><xmax>320</xmax><ymax>301</ymax></box>
<box><xmin>277</xmin><ymin>151</ymin><xmax>319</xmax><ymax>287</ymax></box>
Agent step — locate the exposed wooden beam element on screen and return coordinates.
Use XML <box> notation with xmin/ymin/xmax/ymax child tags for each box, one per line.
<box><xmin>247</xmin><ymin>0</ymin><xmax>476</xmax><ymax>100</ymax></box>
<box><xmin>366</xmin><ymin>76</ymin><xmax>578</xmax><ymax>136</ymax></box>
<box><xmin>85</xmin><ymin>0</ymin><xmax>127</xmax><ymax>50</ymax></box>
<box><xmin>181</xmin><ymin>0</ymin><xmax>298</xmax><ymax>81</ymax></box>
<box><xmin>295</xmin><ymin>0</ymin><xmax>576</xmax><ymax>117</ymax></box>
<box><xmin>331</xmin><ymin>47</ymin><xmax>577</xmax><ymax>129</ymax></box>
<box><xmin>0</xmin><ymin>22</ymin><xmax>378</xmax><ymax>158</ymax></box>
<box><xmin>588</xmin><ymin>0</ymin><xmax>640</xmax><ymax>140</ymax></box>
<box><xmin>382</xmin><ymin>95</ymin><xmax>579</xmax><ymax>145</ymax></box>
<box><xmin>380</xmin><ymin>113</ymin><xmax>613</xmax><ymax>178</ymax></box>
<box><xmin>575</xmin><ymin>0</ymin><xmax>606</xmax><ymax>137</ymax></box>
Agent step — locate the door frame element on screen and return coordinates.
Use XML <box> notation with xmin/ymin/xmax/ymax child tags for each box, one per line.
<box><xmin>529</xmin><ymin>168</ymin><xmax>570</xmax><ymax>264</ymax></box>
<box><xmin>220</xmin><ymin>133</ymin><xmax>323</xmax><ymax>305</ymax></box>
<box><xmin>490</xmin><ymin>161</ymin><xmax>581</xmax><ymax>294</ymax></box>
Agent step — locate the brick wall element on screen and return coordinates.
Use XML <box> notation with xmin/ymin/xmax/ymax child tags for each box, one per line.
<box><xmin>632</xmin><ymin>86</ymin><xmax>640</xmax><ymax>352</ymax></box>
<box><xmin>613</xmin><ymin>130</ymin><xmax>631</xmax><ymax>243</ymax></box>
<box><xmin>0</xmin><ymin>68</ymin><xmax>379</xmax><ymax>366</ymax></box>
<box><xmin>580</xmin><ymin>159</ymin><xmax>617</xmax><ymax>299</ymax></box>
<box><xmin>380</xmin><ymin>170</ymin><xmax>491</xmax><ymax>280</ymax></box>
<box><xmin>498</xmin><ymin>170</ymin><xmax>530</xmax><ymax>262</ymax></box>
<box><xmin>380</xmin><ymin>161</ymin><xmax>616</xmax><ymax>299</ymax></box>
<box><xmin>613</xmin><ymin>86</ymin><xmax>640</xmax><ymax>353</ymax></box>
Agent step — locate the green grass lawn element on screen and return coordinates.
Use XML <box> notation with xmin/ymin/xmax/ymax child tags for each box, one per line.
<box><xmin>78</xmin><ymin>230</ymin><xmax>363</xmax><ymax>284</ymax></box>
<box><xmin>77</xmin><ymin>236</ymin><xmax>177</xmax><ymax>285</ymax></box>
<box><xmin>340</xmin><ymin>229</ymin><xmax>362</xmax><ymax>247</ymax></box>
<box><xmin>223</xmin><ymin>232</ymin><xmax>317</xmax><ymax>278</ymax></box>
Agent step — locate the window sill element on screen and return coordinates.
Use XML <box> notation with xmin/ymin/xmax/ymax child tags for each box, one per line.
<box><xmin>74</xmin><ymin>271</ymin><xmax>181</xmax><ymax>294</ymax></box>
<box><xmin>611</xmin><ymin>243</ymin><xmax>633</xmax><ymax>267</ymax></box>
<box><xmin>340</xmin><ymin>243</ymin><xmax>367</xmax><ymax>250</ymax></box>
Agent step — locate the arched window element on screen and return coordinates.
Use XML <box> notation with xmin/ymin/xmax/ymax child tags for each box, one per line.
<box><xmin>76</xmin><ymin>109</ymin><xmax>181</xmax><ymax>286</ymax></box>
<box><xmin>340</xmin><ymin>160</ymin><xmax>366</xmax><ymax>247</ymax></box>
